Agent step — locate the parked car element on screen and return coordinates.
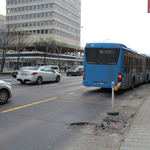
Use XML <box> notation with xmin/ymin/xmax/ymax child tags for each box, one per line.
<box><xmin>0</xmin><ymin>80</ymin><xmax>12</xmax><ymax>104</ymax></box>
<box><xmin>17</xmin><ymin>66</ymin><xmax>61</xmax><ymax>85</ymax></box>
<box><xmin>45</xmin><ymin>65</ymin><xmax>60</xmax><ymax>73</ymax></box>
<box><xmin>11</xmin><ymin>66</ymin><xmax>30</xmax><ymax>78</ymax></box>
<box><xmin>66</xmin><ymin>66</ymin><xmax>83</xmax><ymax>76</ymax></box>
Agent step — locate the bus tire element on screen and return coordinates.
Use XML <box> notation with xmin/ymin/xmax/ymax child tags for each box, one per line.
<box><xmin>131</xmin><ymin>78</ymin><xmax>135</xmax><ymax>89</ymax></box>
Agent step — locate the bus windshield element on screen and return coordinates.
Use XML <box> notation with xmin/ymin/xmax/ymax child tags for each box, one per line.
<box><xmin>85</xmin><ymin>48</ymin><xmax>120</xmax><ymax>65</ymax></box>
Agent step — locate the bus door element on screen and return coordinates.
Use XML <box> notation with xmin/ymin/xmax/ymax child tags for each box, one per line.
<box><xmin>126</xmin><ymin>57</ymin><xmax>132</xmax><ymax>88</ymax></box>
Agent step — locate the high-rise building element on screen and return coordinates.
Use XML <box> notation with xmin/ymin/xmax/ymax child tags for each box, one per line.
<box><xmin>5</xmin><ymin>0</ymin><xmax>83</xmax><ymax>70</ymax></box>
<box><xmin>0</xmin><ymin>14</ymin><xmax>6</xmax><ymax>31</ymax></box>
<box><xmin>6</xmin><ymin>0</ymin><xmax>81</xmax><ymax>47</ymax></box>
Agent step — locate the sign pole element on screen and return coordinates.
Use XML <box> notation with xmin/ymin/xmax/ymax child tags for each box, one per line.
<box><xmin>107</xmin><ymin>81</ymin><xmax>119</xmax><ymax>115</ymax></box>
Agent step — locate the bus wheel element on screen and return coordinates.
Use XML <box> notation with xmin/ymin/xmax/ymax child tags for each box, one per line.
<box><xmin>131</xmin><ymin>79</ymin><xmax>135</xmax><ymax>89</ymax></box>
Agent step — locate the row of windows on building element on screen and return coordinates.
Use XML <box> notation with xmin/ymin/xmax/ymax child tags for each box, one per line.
<box><xmin>8</xmin><ymin>20</ymin><xmax>80</xmax><ymax>35</ymax></box>
<box><xmin>0</xmin><ymin>26</ymin><xmax>6</xmax><ymax>30</ymax></box>
<box><xmin>7</xmin><ymin>3</ymin><xmax>80</xmax><ymax>21</ymax></box>
<box><xmin>7</xmin><ymin>0</ymin><xmax>80</xmax><ymax>13</ymax></box>
<box><xmin>12</xmin><ymin>28</ymin><xmax>80</xmax><ymax>41</ymax></box>
<box><xmin>68</xmin><ymin>0</ymin><xmax>80</xmax><ymax>8</ymax></box>
<box><xmin>0</xmin><ymin>19</ymin><xmax>6</xmax><ymax>24</ymax></box>
<box><xmin>57</xmin><ymin>0</ymin><xmax>80</xmax><ymax>10</ymax></box>
<box><xmin>7</xmin><ymin>0</ymin><xmax>42</xmax><ymax>5</ymax></box>
<box><xmin>6</xmin><ymin>11</ymin><xmax>80</xmax><ymax>28</ymax></box>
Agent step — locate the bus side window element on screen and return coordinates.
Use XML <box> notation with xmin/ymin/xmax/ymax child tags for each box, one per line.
<box><xmin>131</xmin><ymin>58</ymin><xmax>133</xmax><ymax>70</ymax></box>
<box><xmin>140</xmin><ymin>59</ymin><xmax>142</xmax><ymax>71</ymax></box>
<box><xmin>149</xmin><ymin>59</ymin><xmax>150</xmax><ymax>70</ymax></box>
<box><xmin>126</xmin><ymin>57</ymin><xmax>129</xmax><ymax>73</ymax></box>
<box><xmin>123</xmin><ymin>56</ymin><xmax>126</xmax><ymax>72</ymax></box>
<box><xmin>137</xmin><ymin>59</ymin><xmax>140</xmax><ymax>72</ymax></box>
<box><xmin>134</xmin><ymin>58</ymin><xmax>136</xmax><ymax>67</ymax></box>
<box><xmin>136</xmin><ymin>59</ymin><xmax>138</xmax><ymax>70</ymax></box>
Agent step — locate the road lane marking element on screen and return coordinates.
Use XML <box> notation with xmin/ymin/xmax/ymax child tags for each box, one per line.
<box><xmin>68</xmin><ymin>92</ymin><xmax>75</xmax><ymax>95</ymax></box>
<box><xmin>83</xmin><ymin>87</ymin><xmax>92</xmax><ymax>91</ymax></box>
<box><xmin>1</xmin><ymin>97</ymin><xmax>57</xmax><ymax>113</ymax></box>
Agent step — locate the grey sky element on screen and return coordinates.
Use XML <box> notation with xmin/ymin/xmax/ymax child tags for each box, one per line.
<box><xmin>1</xmin><ymin>0</ymin><xmax>150</xmax><ymax>54</ymax></box>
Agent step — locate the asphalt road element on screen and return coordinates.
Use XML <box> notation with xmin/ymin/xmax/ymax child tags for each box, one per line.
<box><xmin>0</xmin><ymin>74</ymin><xmax>148</xmax><ymax>150</ymax></box>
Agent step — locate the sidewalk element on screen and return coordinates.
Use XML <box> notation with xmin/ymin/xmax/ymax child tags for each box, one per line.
<box><xmin>118</xmin><ymin>94</ymin><xmax>150</xmax><ymax>150</ymax></box>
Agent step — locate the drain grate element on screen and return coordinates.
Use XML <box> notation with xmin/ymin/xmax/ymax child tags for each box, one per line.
<box><xmin>70</xmin><ymin>122</ymin><xmax>89</xmax><ymax>126</ymax></box>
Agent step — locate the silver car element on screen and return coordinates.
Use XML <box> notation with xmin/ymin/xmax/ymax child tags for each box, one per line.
<box><xmin>0</xmin><ymin>80</ymin><xmax>12</xmax><ymax>104</ymax></box>
<box><xmin>17</xmin><ymin>66</ymin><xmax>61</xmax><ymax>85</ymax></box>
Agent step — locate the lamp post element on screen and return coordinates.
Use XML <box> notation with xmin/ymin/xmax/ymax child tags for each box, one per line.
<box><xmin>76</xmin><ymin>26</ymin><xmax>83</xmax><ymax>66</ymax></box>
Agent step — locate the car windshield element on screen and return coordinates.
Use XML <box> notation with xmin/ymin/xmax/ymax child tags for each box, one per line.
<box><xmin>25</xmin><ymin>67</ymin><xmax>40</xmax><ymax>70</ymax></box>
<box><xmin>51</xmin><ymin>67</ymin><xmax>58</xmax><ymax>70</ymax></box>
<box><xmin>70</xmin><ymin>66</ymin><xmax>77</xmax><ymax>69</ymax></box>
<box><xmin>20</xmin><ymin>67</ymin><xmax>29</xmax><ymax>70</ymax></box>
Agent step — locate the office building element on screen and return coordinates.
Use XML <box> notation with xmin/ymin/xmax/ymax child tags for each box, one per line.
<box><xmin>5</xmin><ymin>0</ymin><xmax>83</xmax><ymax>70</ymax></box>
<box><xmin>0</xmin><ymin>14</ymin><xmax>6</xmax><ymax>31</ymax></box>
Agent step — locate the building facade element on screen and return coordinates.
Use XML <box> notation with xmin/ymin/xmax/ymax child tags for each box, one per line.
<box><xmin>0</xmin><ymin>14</ymin><xmax>6</xmax><ymax>31</ymax></box>
<box><xmin>5</xmin><ymin>0</ymin><xmax>83</xmax><ymax>70</ymax></box>
<box><xmin>6</xmin><ymin>0</ymin><xmax>81</xmax><ymax>46</ymax></box>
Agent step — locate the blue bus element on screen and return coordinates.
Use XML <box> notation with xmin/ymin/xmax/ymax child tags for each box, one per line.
<box><xmin>83</xmin><ymin>43</ymin><xmax>150</xmax><ymax>90</ymax></box>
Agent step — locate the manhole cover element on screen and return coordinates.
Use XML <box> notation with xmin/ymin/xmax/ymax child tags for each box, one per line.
<box><xmin>70</xmin><ymin>122</ymin><xmax>89</xmax><ymax>126</ymax></box>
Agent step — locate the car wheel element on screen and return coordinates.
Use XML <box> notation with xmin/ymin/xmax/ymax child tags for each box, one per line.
<box><xmin>0</xmin><ymin>90</ymin><xmax>9</xmax><ymax>104</ymax></box>
<box><xmin>20</xmin><ymin>80</ymin><xmax>26</xmax><ymax>84</ymax></box>
<box><xmin>76</xmin><ymin>72</ymin><xmax>79</xmax><ymax>76</ymax></box>
<box><xmin>55</xmin><ymin>75</ymin><xmax>60</xmax><ymax>82</ymax></box>
<box><xmin>36</xmin><ymin>76</ymin><xmax>43</xmax><ymax>85</ymax></box>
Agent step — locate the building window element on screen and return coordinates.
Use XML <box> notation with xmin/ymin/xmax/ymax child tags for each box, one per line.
<box><xmin>45</xmin><ymin>29</ymin><xmax>48</xmax><ymax>34</ymax></box>
<box><xmin>37</xmin><ymin>30</ymin><xmax>40</xmax><ymax>34</ymax></box>
<box><xmin>41</xmin><ymin>30</ymin><xmax>44</xmax><ymax>34</ymax></box>
<box><xmin>33</xmin><ymin>30</ymin><xmax>36</xmax><ymax>34</ymax></box>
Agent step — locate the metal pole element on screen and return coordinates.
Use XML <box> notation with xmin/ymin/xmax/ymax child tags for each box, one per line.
<box><xmin>107</xmin><ymin>81</ymin><xmax>119</xmax><ymax>115</ymax></box>
<box><xmin>112</xmin><ymin>86</ymin><xmax>114</xmax><ymax>111</ymax></box>
<box><xmin>76</xmin><ymin>26</ymin><xmax>78</xmax><ymax>66</ymax></box>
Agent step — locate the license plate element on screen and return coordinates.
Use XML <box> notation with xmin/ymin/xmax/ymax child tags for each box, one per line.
<box><xmin>97</xmin><ymin>82</ymin><xmax>105</xmax><ymax>85</ymax></box>
<box><xmin>21</xmin><ymin>73</ymin><xmax>27</xmax><ymax>76</ymax></box>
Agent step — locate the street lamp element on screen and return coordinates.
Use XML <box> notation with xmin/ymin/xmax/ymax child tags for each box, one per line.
<box><xmin>76</xmin><ymin>26</ymin><xmax>83</xmax><ymax>66</ymax></box>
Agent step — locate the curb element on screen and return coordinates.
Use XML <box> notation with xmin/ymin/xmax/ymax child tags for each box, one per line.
<box><xmin>0</xmin><ymin>72</ymin><xmax>11</xmax><ymax>75</ymax></box>
<box><xmin>114</xmin><ymin>93</ymin><xmax>150</xmax><ymax>150</ymax></box>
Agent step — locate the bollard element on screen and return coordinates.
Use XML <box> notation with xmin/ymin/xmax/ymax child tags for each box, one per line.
<box><xmin>107</xmin><ymin>81</ymin><xmax>119</xmax><ymax>115</ymax></box>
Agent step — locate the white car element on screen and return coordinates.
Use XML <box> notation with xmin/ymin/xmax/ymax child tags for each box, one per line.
<box><xmin>0</xmin><ymin>80</ymin><xmax>12</xmax><ymax>104</ymax></box>
<box><xmin>17</xmin><ymin>66</ymin><xmax>61</xmax><ymax>85</ymax></box>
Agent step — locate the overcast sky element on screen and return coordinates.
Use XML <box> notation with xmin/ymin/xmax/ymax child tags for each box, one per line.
<box><xmin>0</xmin><ymin>0</ymin><xmax>150</xmax><ymax>54</ymax></box>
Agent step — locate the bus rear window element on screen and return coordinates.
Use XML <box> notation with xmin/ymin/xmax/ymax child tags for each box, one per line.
<box><xmin>85</xmin><ymin>48</ymin><xmax>120</xmax><ymax>65</ymax></box>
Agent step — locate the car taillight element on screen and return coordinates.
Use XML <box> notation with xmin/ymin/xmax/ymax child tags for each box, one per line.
<box><xmin>31</xmin><ymin>72</ymin><xmax>37</xmax><ymax>75</ymax></box>
<box><xmin>118</xmin><ymin>73</ymin><xmax>122</xmax><ymax>82</ymax></box>
<box><xmin>83</xmin><ymin>71</ymin><xmax>85</xmax><ymax>80</ymax></box>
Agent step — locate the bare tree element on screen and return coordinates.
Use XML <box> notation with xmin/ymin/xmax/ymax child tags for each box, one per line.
<box><xmin>12</xmin><ymin>30</ymin><xmax>30</xmax><ymax>69</ymax></box>
<box><xmin>0</xmin><ymin>25</ymin><xmax>17</xmax><ymax>72</ymax></box>
<box><xmin>34</xmin><ymin>38</ymin><xmax>67</xmax><ymax>67</ymax></box>
<box><xmin>34</xmin><ymin>38</ymin><xmax>49</xmax><ymax>65</ymax></box>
